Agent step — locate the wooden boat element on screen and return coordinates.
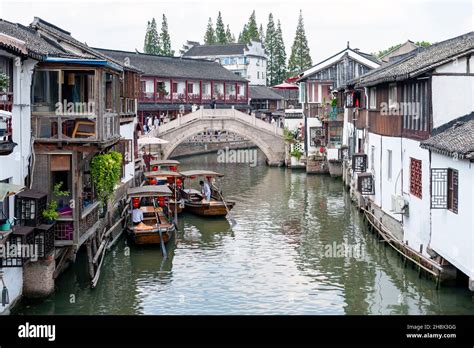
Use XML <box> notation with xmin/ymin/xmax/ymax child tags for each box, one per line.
<box><xmin>180</xmin><ymin>170</ymin><xmax>235</xmax><ymax>217</ymax></box>
<box><xmin>126</xmin><ymin>185</ymin><xmax>176</xmax><ymax>250</ymax></box>
<box><xmin>143</xmin><ymin>170</ymin><xmax>184</xmax><ymax>214</ymax></box>
<box><xmin>150</xmin><ymin>159</ymin><xmax>180</xmax><ymax>172</ymax></box>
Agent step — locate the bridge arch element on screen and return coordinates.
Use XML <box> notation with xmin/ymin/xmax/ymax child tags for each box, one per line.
<box><xmin>154</xmin><ymin>109</ymin><xmax>285</xmax><ymax>166</ymax></box>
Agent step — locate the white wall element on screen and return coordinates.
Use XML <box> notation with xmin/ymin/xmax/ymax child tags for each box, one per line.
<box><xmin>245</xmin><ymin>41</ymin><xmax>267</xmax><ymax>85</ymax></box>
<box><xmin>119</xmin><ymin>121</ymin><xmax>136</xmax><ymax>184</ymax></box>
<box><xmin>401</xmin><ymin>138</ymin><xmax>431</xmax><ymax>256</ymax></box>
<box><xmin>430</xmin><ymin>153</ymin><xmax>474</xmax><ymax>278</ymax></box>
<box><xmin>0</xmin><ymin>56</ymin><xmax>37</xmax><ymax>314</ymax></box>
<box><xmin>432</xmin><ymin>57</ymin><xmax>474</xmax><ymax>128</ymax></box>
<box><xmin>368</xmin><ymin>133</ymin><xmax>404</xmax><ymax>222</ymax></box>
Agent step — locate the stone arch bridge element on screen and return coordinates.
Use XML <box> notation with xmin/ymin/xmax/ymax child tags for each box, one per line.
<box><xmin>150</xmin><ymin>108</ymin><xmax>285</xmax><ymax>166</ymax></box>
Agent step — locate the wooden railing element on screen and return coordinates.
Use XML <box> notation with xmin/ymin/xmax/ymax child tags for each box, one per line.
<box><xmin>32</xmin><ymin>113</ymin><xmax>120</xmax><ymax>143</ymax></box>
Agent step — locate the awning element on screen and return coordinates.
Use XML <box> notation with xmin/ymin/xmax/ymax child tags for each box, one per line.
<box><xmin>138</xmin><ymin>137</ymin><xmax>169</xmax><ymax>146</ymax></box>
<box><xmin>44</xmin><ymin>57</ymin><xmax>123</xmax><ymax>72</ymax></box>
<box><xmin>272</xmin><ymin>82</ymin><xmax>298</xmax><ymax>90</ymax></box>
<box><xmin>0</xmin><ymin>183</ymin><xmax>25</xmax><ymax>201</ymax></box>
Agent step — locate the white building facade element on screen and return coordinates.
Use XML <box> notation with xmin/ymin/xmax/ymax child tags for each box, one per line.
<box><xmin>181</xmin><ymin>40</ymin><xmax>267</xmax><ymax>86</ymax></box>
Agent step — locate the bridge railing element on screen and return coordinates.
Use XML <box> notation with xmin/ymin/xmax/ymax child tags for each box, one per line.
<box><xmin>154</xmin><ymin>108</ymin><xmax>283</xmax><ymax>136</ymax></box>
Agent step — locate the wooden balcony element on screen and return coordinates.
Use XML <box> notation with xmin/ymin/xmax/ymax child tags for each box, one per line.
<box><xmin>368</xmin><ymin>110</ymin><xmax>402</xmax><ymax>137</ymax></box>
<box><xmin>0</xmin><ymin>92</ymin><xmax>13</xmax><ymax>112</ymax></box>
<box><xmin>32</xmin><ymin>113</ymin><xmax>120</xmax><ymax>144</ymax></box>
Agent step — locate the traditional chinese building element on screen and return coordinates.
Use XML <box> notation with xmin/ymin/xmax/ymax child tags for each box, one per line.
<box><xmin>347</xmin><ymin>32</ymin><xmax>474</xmax><ymax>288</ymax></box>
<box><xmin>94</xmin><ymin>48</ymin><xmax>250</xmax><ymax>127</ymax></box>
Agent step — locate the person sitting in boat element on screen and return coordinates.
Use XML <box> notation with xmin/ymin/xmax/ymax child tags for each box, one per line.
<box><xmin>132</xmin><ymin>201</ymin><xmax>144</xmax><ymax>225</ymax></box>
<box><xmin>200</xmin><ymin>180</ymin><xmax>211</xmax><ymax>202</ymax></box>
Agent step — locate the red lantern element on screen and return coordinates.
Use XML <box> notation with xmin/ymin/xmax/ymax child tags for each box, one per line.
<box><xmin>152</xmin><ymin>166</ymin><xmax>158</xmax><ymax>171</ymax></box>
<box><xmin>176</xmin><ymin>178</ymin><xmax>182</xmax><ymax>188</ymax></box>
<box><xmin>319</xmin><ymin>147</ymin><xmax>325</xmax><ymax>153</ymax></box>
<box><xmin>149</xmin><ymin>178</ymin><xmax>157</xmax><ymax>185</ymax></box>
<box><xmin>132</xmin><ymin>198</ymin><xmax>140</xmax><ymax>208</ymax></box>
<box><xmin>158</xmin><ymin>196</ymin><xmax>166</xmax><ymax>207</ymax></box>
<box><xmin>170</xmin><ymin>166</ymin><xmax>177</xmax><ymax>172</ymax></box>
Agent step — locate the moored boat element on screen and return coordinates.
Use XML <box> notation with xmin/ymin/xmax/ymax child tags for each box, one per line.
<box><xmin>126</xmin><ymin>185</ymin><xmax>176</xmax><ymax>252</ymax></box>
<box><xmin>180</xmin><ymin>170</ymin><xmax>235</xmax><ymax>217</ymax></box>
<box><xmin>143</xmin><ymin>170</ymin><xmax>184</xmax><ymax>214</ymax></box>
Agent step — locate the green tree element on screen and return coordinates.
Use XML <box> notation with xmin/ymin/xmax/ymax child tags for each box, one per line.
<box><xmin>239</xmin><ymin>10</ymin><xmax>259</xmax><ymax>43</ymax></box>
<box><xmin>226</xmin><ymin>24</ymin><xmax>235</xmax><ymax>43</ymax></box>
<box><xmin>415</xmin><ymin>41</ymin><xmax>431</xmax><ymax>47</ymax></box>
<box><xmin>215</xmin><ymin>11</ymin><xmax>227</xmax><ymax>44</ymax></box>
<box><xmin>160</xmin><ymin>14</ymin><xmax>174</xmax><ymax>56</ymax></box>
<box><xmin>204</xmin><ymin>17</ymin><xmax>216</xmax><ymax>44</ymax></box>
<box><xmin>143</xmin><ymin>18</ymin><xmax>161</xmax><ymax>54</ymax></box>
<box><xmin>259</xmin><ymin>24</ymin><xmax>265</xmax><ymax>44</ymax></box>
<box><xmin>265</xmin><ymin>13</ymin><xmax>277</xmax><ymax>86</ymax></box>
<box><xmin>288</xmin><ymin>10</ymin><xmax>312</xmax><ymax>75</ymax></box>
<box><xmin>275</xmin><ymin>20</ymin><xmax>287</xmax><ymax>83</ymax></box>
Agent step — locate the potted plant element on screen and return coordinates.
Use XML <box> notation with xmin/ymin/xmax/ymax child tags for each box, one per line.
<box><xmin>53</xmin><ymin>182</ymin><xmax>70</xmax><ymax>210</ymax></box>
<box><xmin>0</xmin><ymin>73</ymin><xmax>9</xmax><ymax>102</ymax></box>
<box><xmin>42</xmin><ymin>201</ymin><xmax>59</xmax><ymax>224</ymax></box>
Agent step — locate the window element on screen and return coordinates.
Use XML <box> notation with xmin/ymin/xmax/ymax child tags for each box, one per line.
<box><xmin>257</xmin><ymin>71</ymin><xmax>260</xmax><ymax>79</ymax></box>
<box><xmin>402</xmin><ymin>80</ymin><xmax>429</xmax><ymax>132</ymax></box>
<box><xmin>430</xmin><ymin>168</ymin><xmax>458</xmax><ymax>213</ymax></box>
<box><xmin>32</xmin><ymin>70</ymin><xmax>59</xmax><ymax>112</ymax></box>
<box><xmin>328</xmin><ymin>126</ymin><xmax>343</xmax><ymax>144</ymax></box>
<box><xmin>172</xmin><ymin>83</ymin><xmax>178</xmax><ymax>93</ymax></box>
<box><xmin>388</xmin><ymin>83</ymin><xmax>397</xmax><ymax>108</ymax></box>
<box><xmin>410</xmin><ymin>158</ymin><xmax>422</xmax><ymax>199</ymax></box>
<box><xmin>187</xmin><ymin>83</ymin><xmax>193</xmax><ymax>94</ymax></box>
<box><xmin>202</xmin><ymin>83</ymin><xmax>210</xmax><ymax>95</ymax></box>
<box><xmin>310</xmin><ymin>127</ymin><xmax>324</xmax><ymax>147</ymax></box>
<box><xmin>369</xmin><ymin>87</ymin><xmax>377</xmax><ymax>110</ymax></box>
<box><xmin>387</xmin><ymin>150</ymin><xmax>392</xmax><ymax>181</ymax></box>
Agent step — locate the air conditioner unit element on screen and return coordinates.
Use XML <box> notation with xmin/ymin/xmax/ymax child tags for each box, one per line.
<box><xmin>391</xmin><ymin>194</ymin><xmax>408</xmax><ymax>214</ymax></box>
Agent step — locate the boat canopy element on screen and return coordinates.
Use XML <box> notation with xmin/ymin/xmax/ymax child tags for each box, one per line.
<box><xmin>127</xmin><ymin>185</ymin><xmax>172</xmax><ymax>197</ymax></box>
<box><xmin>180</xmin><ymin>170</ymin><xmax>224</xmax><ymax>178</ymax></box>
<box><xmin>150</xmin><ymin>159</ymin><xmax>180</xmax><ymax>166</ymax></box>
<box><xmin>144</xmin><ymin>170</ymin><xmax>182</xmax><ymax>178</ymax></box>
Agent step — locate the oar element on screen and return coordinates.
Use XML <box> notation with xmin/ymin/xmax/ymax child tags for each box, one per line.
<box><xmin>153</xmin><ymin>198</ymin><xmax>167</xmax><ymax>258</ymax></box>
<box><xmin>215</xmin><ymin>187</ymin><xmax>236</xmax><ymax>226</ymax></box>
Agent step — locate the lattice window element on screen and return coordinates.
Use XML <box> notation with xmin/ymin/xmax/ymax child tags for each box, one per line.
<box><xmin>352</xmin><ymin>153</ymin><xmax>367</xmax><ymax>173</ymax></box>
<box><xmin>358</xmin><ymin>173</ymin><xmax>374</xmax><ymax>195</ymax></box>
<box><xmin>431</xmin><ymin>168</ymin><xmax>448</xmax><ymax>209</ymax></box>
<box><xmin>410</xmin><ymin>158</ymin><xmax>422</xmax><ymax>199</ymax></box>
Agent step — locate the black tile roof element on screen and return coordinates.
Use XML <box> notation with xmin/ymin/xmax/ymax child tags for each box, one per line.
<box><xmin>353</xmin><ymin>32</ymin><xmax>474</xmax><ymax>87</ymax></box>
<box><xmin>0</xmin><ymin>19</ymin><xmax>80</xmax><ymax>60</ymax></box>
<box><xmin>420</xmin><ymin>112</ymin><xmax>474</xmax><ymax>159</ymax></box>
<box><xmin>250</xmin><ymin>85</ymin><xmax>284</xmax><ymax>100</ymax></box>
<box><xmin>182</xmin><ymin>43</ymin><xmax>248</xmax><ymax>57</ymax></box>
<box><xmin>94</xmin><ymin>48</ymin><xmax>248</xmax><ymax>82</ymax></box>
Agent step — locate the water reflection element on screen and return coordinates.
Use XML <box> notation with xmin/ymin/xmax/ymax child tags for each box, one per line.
<box><xmin>15</xmin><ymin>151</ymin><xmax>474</xmax><ymax>315</ymax></box>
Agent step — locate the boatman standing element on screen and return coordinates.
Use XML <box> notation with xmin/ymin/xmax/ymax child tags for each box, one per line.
<box><xmin>200</xmin><ymin>180</ymin><xmax>211</xmax><ymax>202</ymax></box>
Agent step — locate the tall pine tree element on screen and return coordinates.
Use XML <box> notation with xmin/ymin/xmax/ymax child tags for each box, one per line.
<box><xmin>265</xmin><ymin>14</ymin><xmax>277</xmax><ymax>86</ymax></box>
<box><xmin>215</xmin><ymin>11</ymin><xmax>227</xmax><ymax>44</ymax></box>
<box><xmin>275</xmin><ymin>20</ymin><xmax>287</xmax><ymax>83</ymax></box>
<box><xmin>259</xmin><ymin>24</ymin><xmax>265</xmax><ymax>44</ymax></box>
<box><xmin>160</xmin><ymin>14</ymin><xmax>174</xmax><ymax>56</ymax></box>
<box><xmin>239</xmin><ymin>11</ymin><xmax>259</xmax><ymax>43</ymax></box>
<box><xmin>143</xmin><ymin>18</ymin><xmax>161</xmax><ymax>55</ymax></box>
<box><xmin>225</xmin><ymin>24</ymin><xmax>235</xmax><ymax>43</ymax></box>
<box><xmin>204</xmin><ymin>17</ymin><xmax>216</xmax><ymax>44</ymax></box>
<box><xmin>288</xmin><ymin>10</ymin><xmax>312</xmax><ymax>74</ymax></box>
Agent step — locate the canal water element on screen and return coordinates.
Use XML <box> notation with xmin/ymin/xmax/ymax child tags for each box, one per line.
<box><xmin>17</xmin><ymin>151</ymin><xmax>474</xmax><ymax>315</ymax></box>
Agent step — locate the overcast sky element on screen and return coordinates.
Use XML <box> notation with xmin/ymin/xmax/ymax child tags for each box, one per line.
<box><xmin>1</xmin><ymin>0</ymin><xmax>472</xmax><ymax>63</ymax></box>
